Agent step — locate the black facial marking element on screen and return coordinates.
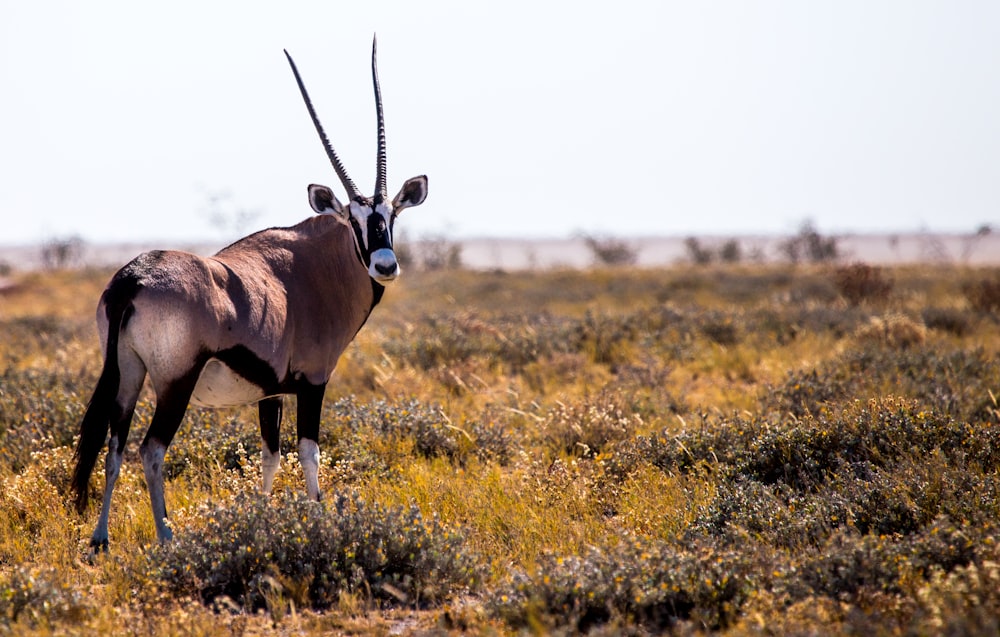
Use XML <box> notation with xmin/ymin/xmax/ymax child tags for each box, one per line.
<box><xmin>366</xmin><ymin>212</ymin><xmax>392</xmax><ymax>252</ymax></box>
<box><xmin>348</xmin><ymin>217</ymin><xmax>369</xmax><ymax>267</ymax></box>
<box><xmin>370</xmin><ymin>279</ymin><xmax>385</xmax><ymax>309</ymax></box>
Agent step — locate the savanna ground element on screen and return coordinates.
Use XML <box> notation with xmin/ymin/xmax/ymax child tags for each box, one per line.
<box><xmin>1</xmin><ymin>262</ymin><xmax>999</xmax><ymax>635</ymax></box>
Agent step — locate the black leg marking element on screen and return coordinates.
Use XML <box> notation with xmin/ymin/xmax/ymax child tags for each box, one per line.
<box><xmin>259</xmin><ymin>397</ymin><xmax>283</xmax><ymax>455</ymax></box>
<box><xmin>140</xmin><ymin>364</ymin><xmax>204</xmax><ymax>542</ymax></box>
<box><xmin>295</xmin><ymin>382</ymin><xmax>326</xmax><ymax>444</ymax></box>
<box><xmin>259</xmin><ymin>396</ymin><xmax>283</xmax><ymax>494</ymax></box>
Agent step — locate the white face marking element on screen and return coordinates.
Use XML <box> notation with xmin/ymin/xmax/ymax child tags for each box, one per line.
<box><xmin>348</xmin><ymin>201</ymin><xmax>373</xmax><ymax>247</ymax></box>
<box><xmin>191</xmin><ymin>359</ymin><xmax>267</xmax><ymax>408</ymax></box>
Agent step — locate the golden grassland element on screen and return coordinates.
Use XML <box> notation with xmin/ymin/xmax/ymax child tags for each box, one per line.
<box><xmin>0</xmin><ymin>263</ymin><xmax>999</xmax><ymax>635</ymax></box>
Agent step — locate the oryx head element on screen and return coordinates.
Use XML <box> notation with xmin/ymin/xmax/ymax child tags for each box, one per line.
<box><xmin>285</xmin><ymin>37</ymin><xmax>428</xmax><ymax>284</ymax></box>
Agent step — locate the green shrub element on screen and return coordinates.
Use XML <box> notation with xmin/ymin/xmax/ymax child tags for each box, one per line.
<box><xmin>846</xmin><ymin>347</ymin><xmax>1000</xmax><ymax>423</ymax></box>
<box><xmin>155</xmin><ymin>491</ymin><xmax>480</xmax><ymax>611</ymax></box>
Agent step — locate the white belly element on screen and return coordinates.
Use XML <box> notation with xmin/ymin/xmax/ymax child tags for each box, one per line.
<box><xmin>190</xmin><ymin>358</ymin><xmax>267</xmax><ymax>408</ymax></box>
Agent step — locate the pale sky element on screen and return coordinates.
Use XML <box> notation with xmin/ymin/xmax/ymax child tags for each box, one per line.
<box><xmin>1</xmin><ymin>1</ymin><xmax>998</xmax><ymax>246</ymax></box>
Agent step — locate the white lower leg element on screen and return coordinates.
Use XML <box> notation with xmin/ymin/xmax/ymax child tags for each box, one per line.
<box><xmin>140</xmin><ymin>439</ymin><xmax>173</xmax><ymax>542</ymax></box>
<box><xmin>261</xmin><ymin>446</ymin><xmax>280</xmax><ymax>495</ymax></box>
<box><xmin>298</xmin><ymin>438</ymin><xmax>321</xmax><ymax>501</ymax></box>
<box><xmin>91</xmin><ymin>437</ymin><xmax>123</xmax><ymax>550</ymax></box>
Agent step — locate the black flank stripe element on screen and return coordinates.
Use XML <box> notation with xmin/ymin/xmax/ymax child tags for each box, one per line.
<box><xmin>213</xmin><ymin>345</ymin><xmax>281</xmax><ymax>394</ymax></box>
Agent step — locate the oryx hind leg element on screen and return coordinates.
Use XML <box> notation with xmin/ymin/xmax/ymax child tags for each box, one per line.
<box><xmin>295</xmin><ymin>382</ymin><xmax>327</xmax><ymax>501</ymax></box>
<box><xmin>90</xmin><ymin>351</ymin><xmax>146</xmax><ymax>553</ymax></box>
<box><xmin>258</xmin><ymin>397</ymin><xmax>283</xmax><ymax>494</ymax></box>
<box><xmin>140</xmin><ymin>366</ymin><xmax>203</xmax><ymax>543</ymax></box>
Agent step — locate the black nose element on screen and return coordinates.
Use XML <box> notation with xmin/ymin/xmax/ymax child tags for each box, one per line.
<box><xmin>374</xmin><ymin>261</ymin><xmax>397</xmax><ymax>275</ymax></box>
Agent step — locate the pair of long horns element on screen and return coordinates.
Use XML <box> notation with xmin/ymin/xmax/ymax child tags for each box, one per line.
<box><xmin>284</xmin><ymin>36</ymin><xmax>387</xmax><ymax>203</ymax></box>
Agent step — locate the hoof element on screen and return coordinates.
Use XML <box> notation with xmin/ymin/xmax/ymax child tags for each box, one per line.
<box><xmin>87</xmin><ymin>537</ymin><xmax>109</xmax><ymax>563</ymax></box>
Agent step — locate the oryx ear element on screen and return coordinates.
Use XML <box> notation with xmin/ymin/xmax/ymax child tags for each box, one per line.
<box><xmin>308</xmin><ymin>184</ymin><xmax>345</xmax><ymax>217</ymax></box>
<box><xmin>391</xmin><ymin>175</ymin><xmax>428</xmax><ymax>215</ymax></box>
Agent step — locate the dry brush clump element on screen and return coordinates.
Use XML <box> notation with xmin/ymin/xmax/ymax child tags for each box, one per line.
<box><xmin>833</xmin><ymin>262</ymin><xmax>894</xmax><ymax>306</ymax></box>
<box><xmin>963</xmin><ymin>271</ymin><xmax>1000</xmax><ymax>313</ymax></box>
<box><xmin>156</xmin><ymin>491</ymin><xmax>481</xmax><ymax>612</ymax></box>
<box><xmin>0</xmin><ymin>566</ymin><xmax>90</xmax><ymax>629</ymax></box>
<box><xmin>490</xmin><ymin>540</ymin><xmax>757</xmax><ymax>633</ymax></box>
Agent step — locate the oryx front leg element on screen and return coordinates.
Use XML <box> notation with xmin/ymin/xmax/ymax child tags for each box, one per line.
<box><xmin>258</xmin><ymin>397</ymin><xmax>283</xmax><ymax>494</ymax></box>
<box><xmin>296</xmin><ymin>382</ymin><xmax>327</xmax><ymax>501</ymax></box>
<box><xmin>299</xmin><ymin>438</ymin><xmax>321</xmax><ymax>501</ymax></box>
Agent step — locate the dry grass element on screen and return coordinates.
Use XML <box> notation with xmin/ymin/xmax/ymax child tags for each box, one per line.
<box><xmin>1</xmin><ymin>263</ymin><xmax>999</xmax><ymax>634</ymax></box>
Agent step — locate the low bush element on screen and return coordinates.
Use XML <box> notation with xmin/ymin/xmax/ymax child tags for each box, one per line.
<box><xmin>490</xmin><ymin>540</ymin><xmax>756</xmax><ymax>633</ymax></box>
<box><xmin>833</xmin><ymin>262</ymin><xmax>893</xmax><ymax>306</ymax></box>
<box><xmin>921</xmin><ymin>306</ymin><xmax>973</xmax><ymax>336</ymax></box>
<box><xmin>854</xmin><ymin>313</ymin><xmax>927</xmax><ymax>349</ymax></box>
<box><xmin>540</xmin><ymin>392</ymin><xmax>641</xmax><ymax>458</ymax></box>
<box><xmin>785</xmin><ymin>517</ymin><xmax>979</xmax><ymax>601</ymax></box>
<box><xmin>963</xmin><ymin>274</ymin><xmax>1000</xmax><ymax>313</ymax></box>
<box><xmin>156</xmin><ymin>491</ymin><xmax>480</xmax><ymax>611</ymax></box>
<box><xmin>324</xmin><ymin>397</ymin><xmax>471</xmax><ymax>464</ymax></box>
<box><xmin>0</xmin><ymin>566</ymin><xmax>90</xmax><ymax>628</ymax></box>
<box><xmin>766</xmin><ymin>368</ymin><xmax>852</xmax><ymax>418</ymax></box>
<box><xmin>764</xmin><ymin>345</ymin><xmax>1000</xmax><ymax>423</ymax></box>
<box><xmin>910</xmin><ymin>544</ymin><xmax>1000</xmax><ymax>635</ymax></box>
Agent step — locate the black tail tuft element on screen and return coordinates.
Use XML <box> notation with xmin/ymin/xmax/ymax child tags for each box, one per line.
<box><xmin>70</xmin><ymin>363</ymin><xmax>118</xmax><ymax>513</ymax></box>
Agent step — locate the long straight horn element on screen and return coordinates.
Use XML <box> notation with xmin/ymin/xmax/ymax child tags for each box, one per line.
<box><xmin>371</xmin><ymin>35</ymin><xmax>388</xmax><ymax>203</ymax></box>
<box><xmin>284</xmin><ymin>49</ymin><xmax>362</xmax><ymax>201</ymax></box>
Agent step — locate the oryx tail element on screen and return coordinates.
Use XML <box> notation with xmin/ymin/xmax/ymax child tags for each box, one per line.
<box><xmin>71</xmin><ymin>278</ymin><xmax>136</xmax><ymax>512</ymax></box>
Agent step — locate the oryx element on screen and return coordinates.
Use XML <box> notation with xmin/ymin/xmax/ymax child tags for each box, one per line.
<box><xmin>70</xmin><ymin>38</ymin><xmax>427</xmax><ymax>551</ymax></box>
